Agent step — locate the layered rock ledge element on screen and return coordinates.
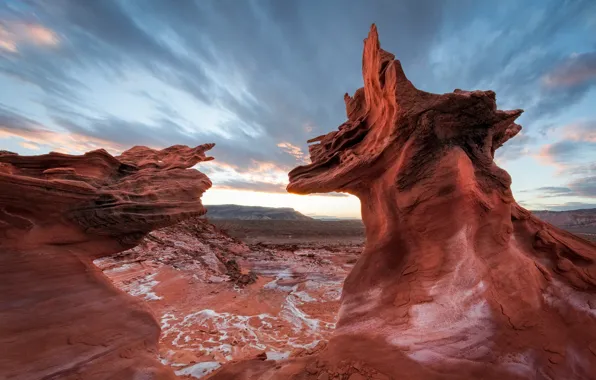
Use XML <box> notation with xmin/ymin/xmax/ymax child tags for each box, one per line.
<box><xmin>0</xmin><ymin>144</ymin><xmax>213</xmax><ymax>379</ymax></box>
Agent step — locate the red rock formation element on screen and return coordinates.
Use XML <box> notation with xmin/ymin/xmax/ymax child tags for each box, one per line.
<box><xmin>209</xmin><ymin>25</ymin><xmax>596</xmax><ymax>379</ymax></box>
<box><xmin>0</xmin><ymin>144</ymin><xmax>213</xmax><ymax>379</ymax></box>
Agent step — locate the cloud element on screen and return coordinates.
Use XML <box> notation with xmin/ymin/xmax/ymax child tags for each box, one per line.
<box><xmin>537</xmin><ymin>140</ymin><xmax>583</xmax><ymax>165</ymax></box>
<box><xmin>19</xmin><ymin>141</ymin><xmax>40</xmax><ymax>150</ymax></box>
<box><xmin>543</xmin><ymin>52</ymin><xmax>596</xmax><ymax>88</ymax></box>
<box><xmin>0</xmin><ymin>105</ymin><xmax>118</xmax><ymax>154</ymax></box>
<box><xmin>569</xmin><ymin>163</ymin><xmax>596</xmax><ymax>176</ymax></box>
<box><xmin>562</xmin><ymin>120</ymin><xmax>596</xmax><ymax>142</ymax></box>
<box><xmin>567</xmin><ymin>176</ymin><xmax>596</xmax><ymax>197</ymax></box>
<box><xmin>528</xmin><ymin>202</ymin><xmax>596</xmax><ymax>211</ymax></box>
<box><xmin>520</xmin><ymin>173</ymin><xmax>596</xmax><ymax>199</ymax></box>
<box><xmin>0</xmin><ymin>24</ymin><xmax>16</xmax><ymax>52</ymax></box>
<box><xmin>203</xmin><ymin>159</ymin><xmax>348</xmax><ymax>197</ymax></box>
<box><xmin>0</xmin><ymin>22</ymin><xmax>58</xmax><ymax>53</ymax></box>
<box><xmin>521</xmin><ymin>186</ymin><xmax>574</xmax><ymax>196</ymax></box>
<box><xmin>277</xmin><ymin>142</ymin><xmax>309</xmax><ymax>164</ymax></box>
<box><xmin>535</xmin><ymin>121</ymin><xmax>596</xmax><ymax>169</ymax></box>
<box><xmin>214</xmin><ymin>180</ymin><xmax>349</xmax><ymax>197</ymax></box>
<box><xmin>426</xmin><ymin>0</ymin><xmax>596</xmax><ymax>128</ymax></box>
<box><xmin>214</xmin><ymin>179</ymin><xmax>286</xmax><ymax>194</ymax></box>
<box><xmin>26</xmin><ymin>24</ymin><xmax>59</xmax><ymax>45</ymax></box>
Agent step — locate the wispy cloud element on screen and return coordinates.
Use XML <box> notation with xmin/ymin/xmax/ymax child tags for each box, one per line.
<box><xmin>0</xmin><ymin>24</ymin><xmax>16</xmax><ymax>52</ymax></box>
<box><xmin>277</xmin><ymin>142</ymin><xmax>309</xmax><ymax>164</ymax></box>
<box><xmin>525</xmin><ymin>201</ymin><xmax>596</xmax><ymax>211</ymax></box>
<box><xmin>534</xmin><ymin>120</ymin><xmax>596</xmax><ymax>173</ymax></box>
<box><xmin>19</xmin><ymin>141</ymin><xmax>40</xmax><ymax>150</ymax></box>
<box><xmin>0</xmin><ymin>105</ymin><xmax>119</xmax><ymax>154</ymax></box>
<box><xmin>0</xmin><ymin>22</ymin><xmax>58</xmax><ymax>53</ymax></box>
<box><xmin>562</xmin><ymin>120</ymin><xmax>596</xmax><ymax>142</ymax></box>
<box><xmin>214</xmin><ymin>179</ymin><xmax>286</xmax><ymax>194</ymax></box>
<box><xmin>542</xmin><ymin>52</ymin><xmax>596</xmax><ymax>88</ymax></box>
<box><xmin>520</xmin><ymin>173</ymin><xmax>596</xmax><ymax>199</ymax></box>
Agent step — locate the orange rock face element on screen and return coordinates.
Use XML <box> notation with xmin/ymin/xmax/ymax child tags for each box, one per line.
<box><xmin>210</xmin><ymin>25</ymin><xmax>596</xmax><ymax>379</ymax></box>
<box><xmin>0</xmin><ymin>144</ymin><xmax>213</xmax><ymax>379</ymax></box>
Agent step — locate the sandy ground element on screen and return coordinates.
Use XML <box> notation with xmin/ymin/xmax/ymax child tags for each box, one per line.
<box><xmin>209</xmin><ymin>219</ymin><xmax>365</xmax><ymax>245</ymax></box>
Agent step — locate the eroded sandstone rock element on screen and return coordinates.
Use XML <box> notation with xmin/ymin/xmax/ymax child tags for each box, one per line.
<box><xmin>0</xmin><ymin>144</ymin><xmax>213</xmax><ymax>379</ymax></box>
<box><xmin>209</xmin><ymin>25</ymin><xmax>596</xmax><ymax>380</ymax></box>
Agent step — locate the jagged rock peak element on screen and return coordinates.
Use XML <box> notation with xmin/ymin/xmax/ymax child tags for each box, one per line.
<box><xmin>288</xmin><ymin>24</ymin><xmax>523</xmax><ymax>196</ymax></box>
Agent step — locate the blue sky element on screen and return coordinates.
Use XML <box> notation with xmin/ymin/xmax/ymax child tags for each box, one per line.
<box><xmin>1</xmin><ymin>0</ymin><xmax>595</xmax><ymax>218</ymax></box>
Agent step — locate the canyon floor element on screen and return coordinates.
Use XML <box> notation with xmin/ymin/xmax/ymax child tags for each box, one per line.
<box><xmin>96</xmin><ymin>218</ymin><xmax>595</xmax><ymax>379</ymax></box>
<box><xmin>95</xmin><ymin>219</ymin><xmax>364</xmax><ymax>379</ymax></box>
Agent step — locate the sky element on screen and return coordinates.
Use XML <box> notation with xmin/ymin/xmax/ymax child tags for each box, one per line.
<box><xmin>1</xmin><ymin>0</ymin><xmax>596</xmax><ymax>218</ymax></box>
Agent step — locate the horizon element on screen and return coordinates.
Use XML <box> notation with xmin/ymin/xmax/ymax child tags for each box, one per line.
<box><xmin>1</xmin><ymin>1</ymin><xmax>596</xmax><ymax>218</ymax></box>
<box><xmin>201</xmin><ymin>202</ymin><xmax>596</xmax><ymax>221</ymax></box>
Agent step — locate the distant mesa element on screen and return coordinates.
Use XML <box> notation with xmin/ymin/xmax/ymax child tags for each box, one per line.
<box><xmin>210</xmin><ymin>24</ymin><xmax>596</xmax><ymax>380</ymax></box>
<box><xmin>205</xmin><ymin>204</ymin><xmax>314</xmax><ymax>221</ymax></box>
<box><xmin>0</xmin><ymin>144</ymin><xmax>214</xmax><ymax>379</ymax></box>
<box><xmin>532</xmin><ymin>208</ymin><xmax>596</xmax><ymax>228</ymax></box>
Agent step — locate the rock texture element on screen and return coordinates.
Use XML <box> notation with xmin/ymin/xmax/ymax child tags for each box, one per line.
<box><xmin>0</xmin><ymin>144</ymin><xmax>213</xmax><ymax>379</ymax></box>
<box><xmin>210</xmin><ymin>25</ymin><xmax>596</xmax><ymax>380</ymax></box>
<box><xmin>96</xmin><ymin>216</ymin><xmax>361</xmax><ymax>377</ymax></box>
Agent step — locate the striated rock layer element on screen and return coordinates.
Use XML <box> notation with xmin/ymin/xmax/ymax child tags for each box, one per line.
<box><xmin>0</xmin><ymin>144</ymin><xmax>214</xmax><ymax>379</ymax></box>
<box><xmin>209</xmin><ymin>25</ymin><xmax>596</xmax><ymax>380</ymax></box>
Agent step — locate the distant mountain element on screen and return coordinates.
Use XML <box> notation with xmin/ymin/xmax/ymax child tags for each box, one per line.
<box><xmin>204</xmin><ymin>204</ymin><xmax>314</xmax><ymax>221</ymax></box>
<box><xmin>532</xmin><ymin>208</ymin><xmax>596</xmax><ymax>228</ymax></box>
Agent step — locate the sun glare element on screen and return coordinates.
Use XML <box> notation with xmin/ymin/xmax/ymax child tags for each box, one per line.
<box><xmin>203</xmin><ymin>188</ymin><xmax>361</xmax><ymax>218</ymax></box>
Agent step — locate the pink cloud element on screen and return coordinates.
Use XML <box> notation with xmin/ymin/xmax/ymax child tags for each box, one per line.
<box><xmin>0</xmin><ymin>22</ymin><xmax>59</xmax><ymax>53</ymax></box>
<box><xmin>534</xmin><ymin>121</ymin><xmax>596</xmax><ymax>172</ymax></box>
<box><xmin>277</xmin><ymin>141</ymin><xmax>309</xmax><ymax>164</ymax></box>
<box><xmin>542</xmin><ymin>52</ymin><xmax>596</xmax><ymax>88</ymax></box>
<box><xmin>0</xmin><ymin>122</ymin><xmax>122</xmax><ymax>155</ymax></box>
<box><xmin>535</xmin><ymin>144</ymin><xmax>558</xmax><ymax>165</ymax></box>
<box><xmin>19</xmin><ymin>141</ymin><xmax>40</xmax><ymax>150</ymax></box>
<box><xmin>26</xmin><ymin>24</ymin><xmax>59</xmax><ymax>46</ymax></box>
<box><xmin>562</xmin><ymin>121</ymin><xmax>596</xmax><ymax>142</ymax></box>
